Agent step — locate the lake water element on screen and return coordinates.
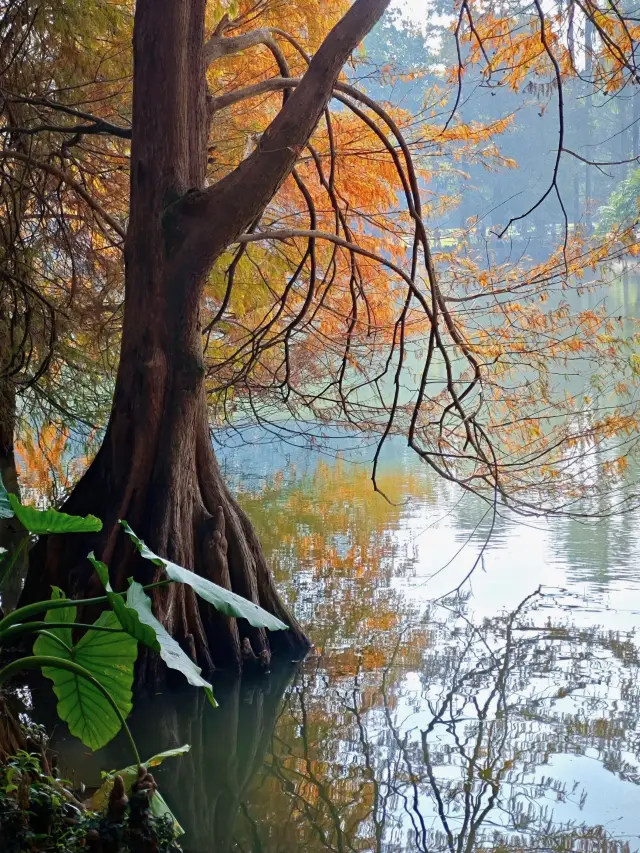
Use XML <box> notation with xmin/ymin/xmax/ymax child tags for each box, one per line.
<box><xmin>48</xmin><ymin>430</ymin><xmax>640</xmax><ymax>853</ymax></box>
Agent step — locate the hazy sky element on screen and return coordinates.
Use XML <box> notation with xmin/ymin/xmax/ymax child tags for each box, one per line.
<box><xmin>391</xmin><ymin>0</ymin><xmax>429</xmax><ymax>27</ymax></box>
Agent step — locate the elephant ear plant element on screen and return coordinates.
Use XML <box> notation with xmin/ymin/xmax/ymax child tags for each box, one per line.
<box><xmin>0</xmin><ymin>473</ymin><xmax>288</xmax><ymax>833</ymax></box>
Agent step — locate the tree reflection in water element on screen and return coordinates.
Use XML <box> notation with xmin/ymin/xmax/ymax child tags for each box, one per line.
<box><xmin>49</xmin><ymin>553</ymin><xmax>640</xmax><ymax>853</ymax></box>
<box><xmin>220</xmin><ymin>591</ymin><xmax>639</xmax><ymax>853</ymax></box>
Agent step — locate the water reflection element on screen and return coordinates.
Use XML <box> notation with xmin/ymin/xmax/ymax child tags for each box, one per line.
<box><xmin>224</xmin><ymin>592</ymin><xmax>640</xmax><ymax>853</ymax></box>
<box><xmin>146</xmin><ymin>665</ymin><xmax>299</xmax><ymax>851</ymax></box>
<box><xmin>47</xmin><ymin>448</ymin><xmax>640</xmax><ymax>851</ymax></box>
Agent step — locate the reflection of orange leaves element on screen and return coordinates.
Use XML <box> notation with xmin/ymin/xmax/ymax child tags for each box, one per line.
<box><xmin>361</xmin><ymin>647</ymin><xmax>387</xmax><ymax>670</ymax></box>
<box><xmin>15</xmin><ymin>424</ymin><xmax>90</xmax><ymax>506</ymax></box>
<box><xmin>243</xmin><ymin>455</ymin><xmax>434</xmax><ymax>672</ymax></box>
<box><xmin>321</xmin><ymin>645</ymin><xmax>390</xmax><ymax>676</ymax></box>
<box><xmin>364</xmin><ymin>611</ymin><xmax>399</xmax><ymax>632</ymax></box>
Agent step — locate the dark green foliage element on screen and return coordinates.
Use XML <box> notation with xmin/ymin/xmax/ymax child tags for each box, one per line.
<box><xmin>0</xmin><ymin>750</ymin><xmax>181</xmax><ymax>853</ymax></box>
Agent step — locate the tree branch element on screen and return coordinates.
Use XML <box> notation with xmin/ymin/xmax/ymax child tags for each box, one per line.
<box><xmin>2</xmin><ymin>92</ymin><xmax>132</xmax><ymax>138</ymax></box>
<box><xmin>210</xmin><ymin>76</ymin><xmax>300</xmax><ymax>113</ymax></box>
<box><xmin>205</xmin><ymin>27</ymin><xmax>284</xmax><ymax>67</ymax></box>
<box><xmin>169</xmin><ymin>0</ymin><xmax>391</xmax><ymax>282</ymax></box>
<box><xmin>0</xmin><ymin>121</ymin><xmax>132</xmax><ymax>139</ymax></box>
<box><xmin>0</xmin><ymin>151</ymin><xmax>126</xmax><ymax>239</ymax></box>
<box><xmin>234</xmin><ymin>227</ymin><xmax>414</xmax><ymax>289</ymax></box>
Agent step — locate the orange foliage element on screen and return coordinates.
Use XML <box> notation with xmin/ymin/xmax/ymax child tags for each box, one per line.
<box><xmin>6</xmin><ymin>0</ymin><xmax>640</xmax><ymax>512</ymax></box>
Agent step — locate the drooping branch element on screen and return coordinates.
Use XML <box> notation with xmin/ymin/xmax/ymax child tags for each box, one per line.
<box><xmin>234</xmin><ymin>229</ymin><xmax>415</xmax><ymax>288</ymax></box>
<box><xmin>202</xmin><ymin>30</ymin><xmax>494</xmax><ymax>503</ymax></box>
<box><xmin>495</xmin><ymin>0</ymin><xmax>567</xmax><ymax>246</ymax></box>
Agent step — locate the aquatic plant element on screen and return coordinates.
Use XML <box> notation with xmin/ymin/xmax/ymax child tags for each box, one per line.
<box><xmin>0</xmin><ymin>471</ymin><xmax>287</xmax><ymax>841</ymax></box>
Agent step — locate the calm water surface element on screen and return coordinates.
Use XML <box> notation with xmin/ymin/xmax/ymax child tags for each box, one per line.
<box><xmin>48</xmin><ymin>433</ymin><xmax>640</xmax><ymax>853</ymax></box>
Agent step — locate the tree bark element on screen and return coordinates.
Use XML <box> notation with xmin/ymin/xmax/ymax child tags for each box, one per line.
<box><xmin>19</xmin><ymin>0</ymin><xmax>390</xmax><ymax>675</ymax></box>
<box><xmin>0</xmin><ymin>375</ymin><xmax>27</xmax><ymax>608</ymax></box>
<box><xmin>0</xmin><ymin>100</ymin><xmax>33</xmax><ymax>603</ymax></box>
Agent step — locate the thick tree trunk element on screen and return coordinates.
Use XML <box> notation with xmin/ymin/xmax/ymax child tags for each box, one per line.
<box><xmin>19</xmin><ymin>0</ymin><xmax>310</xmax><ymax>672</ymax></box>
<box><xmin>19</xmin><ymin>0</ymin><xmax>390</xmax><ymax>675</ymax></box>
<box><xmin>0</xmin><ymin>107</ymin><xmax>32</xmax><ymax>602</ymax></box>
<box><xmin>19</xmin><ymin>340</ymin><xmax>309</xmax><ymax>669</ymax></box>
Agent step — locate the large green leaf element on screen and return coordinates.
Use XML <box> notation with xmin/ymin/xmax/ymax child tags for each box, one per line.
<box><xmin>10</xmin><ymin>496</ymin><xmax>102</xmax><ymax>535</ymax></box>
<box><xmin>126</xmin><ymin>581</ymin><xmax>217</xmax><ymax>707</ymax></box>
<box><xmin>34</xmin><ymin>603</ymin><xmax>137</xmax><ymax>750</ymax></box>
<box><xmin>0</xmin><ymin>474</ymin><xmax>12</xmax><ymax>519</ymax></box>
<box><xmin>88</xmin><ymin>554</ymin><xmax>159</xmax><ymax>651</ymax></box>
<box><xmin>121</xmin><ymin>521</ymin><xmax>288</xmax><ymax>632</ymax></box>
<box><xmin>88</xmin><ymin>554</ymin><xmax>217</xmax><ymax>706</ymax></box>
<box><xmin>88</xmin><ymin>744</ymin><xmax>190</xmax><ymax>833</ymax></box>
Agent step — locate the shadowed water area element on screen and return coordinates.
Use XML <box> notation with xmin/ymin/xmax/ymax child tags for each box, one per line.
<box><xmin>40</xmin><ymin>423</ymin><xmax>640</xmax><ymax>853</ymax></box>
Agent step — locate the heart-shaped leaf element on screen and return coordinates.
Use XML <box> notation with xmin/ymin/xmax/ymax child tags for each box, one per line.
<box><xmin>126</xmin><ymin>582</ymin><xmax>217</xmax><ymax>707</ymax></box>
<box><xmin>10</xmin><ymin>496</ymin><xmax>102</xmax><ymax>535</ymax></box>
<box><xmin>34</xmin><ymin>600</ymin><xmax>137</xmax><ymax>750</ymax></box>
<box><xmin>121</xmin><ymin>521</ymin><xmax>287</xmax><ymax>632</ymax></box>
